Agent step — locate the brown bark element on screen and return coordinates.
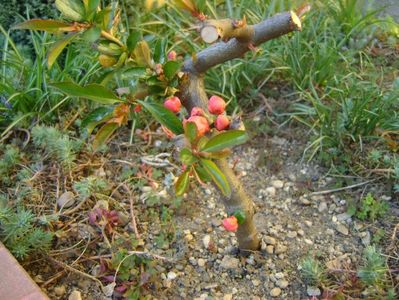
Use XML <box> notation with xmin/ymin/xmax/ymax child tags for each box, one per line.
<box><xmin>180</xmin><ymin>10</ymin><xmax>305</xmax><ymax>252</ymax></box>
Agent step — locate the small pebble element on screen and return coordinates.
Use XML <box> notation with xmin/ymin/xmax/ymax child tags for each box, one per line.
<box><xmin>270</xmin><ymin>287</ymin><xmax>282</xmax><ymax>297</ymax></box>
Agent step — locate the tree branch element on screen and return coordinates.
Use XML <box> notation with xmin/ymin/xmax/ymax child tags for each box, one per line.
<box><xmin>183</xmin><ymin>11</ymin><xmax>302</xmax><ymax>74</ymax></box>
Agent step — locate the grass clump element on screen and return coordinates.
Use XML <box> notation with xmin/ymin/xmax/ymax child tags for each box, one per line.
<box><xmin>356</xmin><ymin>193</ymin><xmax>389</xmax><ymax>221</ymax></box>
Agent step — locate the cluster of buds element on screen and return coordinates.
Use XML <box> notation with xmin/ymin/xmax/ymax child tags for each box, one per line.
<box><xmin>88</xmin><ymin>208</ymin><xmax>121</xmax><ymax>234</ymax></box>
<box><xmin>163</xmin><ymin>94</ymin><xmax>231</xmax><ymax>138</ymax></box>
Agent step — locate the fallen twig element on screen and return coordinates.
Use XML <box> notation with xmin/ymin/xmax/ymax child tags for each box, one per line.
<box><xmin>310</xmin><ymin>179</ymin><xmax>377</xmax><ymax>196</ymax></box>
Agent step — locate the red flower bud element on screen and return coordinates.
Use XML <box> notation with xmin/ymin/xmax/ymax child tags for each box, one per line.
<box><xmin>191</xmin><ymin>107</ymin><xmax>205</xmax><ymax>117</ymax></box>
<box><xmin>184</xmin><ymin>116</ymin><xmax>210</xmax><ymax>137</ymax></box>
<box><xmin>167</xmin><ymin>50</ymin><xmax>177</xmax><ymax>61</ymax></box>
<box><xmin>133</xmin><ymin>104</ymin><xmax>142</xmax><ymax>112</ymax></box>
<box><xmin>215</xmin><ymin>115</ymin><xmax>230</xmax><ymax>131</ymax></box>
<box><xmin>222</xmin><ymin>216</ymin><xmax>238</xmax><ymax>232</ymax></box>
<box><xmin>208</xmin><ymin>95</ymin><xmax>226</xmax><ymax>115</ymax></box>
<box><xmin>164</xmin><ymin>96</ymin><xmax>181</xmax><ymax>113</ymax></box>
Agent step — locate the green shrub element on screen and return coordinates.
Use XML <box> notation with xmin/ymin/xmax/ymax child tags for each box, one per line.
<box><xmin>358</xmin><ymin>245</ymin><xmax>387</xmax><ymax>285</ymax></box>
<box><xmin>32</xmin><ymin>126</ymin><xmax>81</xmax><ymax>168</ymax></box>
<box><xmin>0</xmin><ymin>207</ymin><xmax>53</xmax><ymax>259</ymax></box>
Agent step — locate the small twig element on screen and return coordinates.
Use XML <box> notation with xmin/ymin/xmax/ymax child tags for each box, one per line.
<box><xmin>49</xmin><ymin>257</ymin><xmax>104</xmax><ymax>289</ymax></box>
<box><xmin>310</xmin><ymin>179</ymin><xmax>377</xmax><ymax>196</ymax></box>
<box><xmin>123</xmin><ymin>184</ymin><xmax>141</xmax><ymax>239</ymax></box>
<box><xmin>88</xmin><ymin>251</ymin><xmax>174</xmax><ymax>262</ymax></box>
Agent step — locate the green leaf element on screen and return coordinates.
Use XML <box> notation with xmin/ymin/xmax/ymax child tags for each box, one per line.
<box><xmin>196</xmin><ymin>0</ymin><xmax>206</xmax><ymax>12</ymax></box>
<box><xmin>154</xmin><ymin>38</ymin><xmax>167</xmax><ymax>64</ymax></box>
<box><xmin>233</xmin><ymin>210</ymin><xmax>246</xmax><ymax>225</ymax></box>
<box><xmin>82</xmin><ymin>26</ymin><xmax>101</xmax><ymax>43</ymax></box>
<box><xmin>47</xmin><ymin>33</ymin><xmax>78</xmax><ymax>68</ymax></box>
<box><xmin>121</xmin><ymin>67</ymin><xmax>147</xmax><ymax>79</ymax></box>
<box><xmin>51</xmin><ymin>82</ymin><xmax>121</xmax><ymax>104</ymax></box>
<box><xmin>13</xmin><ymin>19</ymin><xmax>72</xmax><ymax>32</ymax></box>
<box><xmin>201</xmin><ymin>130</ymin><xmax>248</xmax><ymax>152</ymax></box>
<box><xmin>55</xmin><ymin>0</ymin><xmax>85</xmax><ymax>21</ymax></box>
<box><xmin>127</xmin><ymin>31</ymin><xmax>141</xmax><ymax>52</ymax></box>
<box><xmin>133</xmin><ymin>41</ymin><xmax>152</xmax><ymax>67</ymax></box>
<box><xmin>93</xmin><ymin>123</ymin><xmax>119</xmax><ymax>151</ymax></box>
<box><xmin>136</xmin><ymin>100</ymin><xmax>183</xmax><ymax>134</ymax></box>
<box><xmin>184</xmin><ymin>122</ymin><xmax>198</xmax><ymax>144</ymax></box>
<box><xmin>200</xmin><ymin>159</ymin><xmax>231</xmax><ymax>196</ymax></box>
<box><xmin>193</xmin><ymin>165</ymin><xmax>211</xmax><ymax>183</ymax></box>
<box><xmin>163</xmin><ymin>61</ymin><xmax>180</xmax><ymax>80</ymax></box>
<box><xmin>175</xmin><ymin>170</ymin><xmax>190</xmax><ymax>196</ymax></box>
<box><xmin>81</xmin><ymin>107</ymin><xmax>114</xmax><ymax>134</ymax></box>
<box><xmin>179</xmin><ymin>148</ymin><xmax>197</xmax><ymax>165</ymax></box>
<box><xmin>85</xmin><ymin>0</ymin><xmax>100</xmax><ymax>16</ymax></box>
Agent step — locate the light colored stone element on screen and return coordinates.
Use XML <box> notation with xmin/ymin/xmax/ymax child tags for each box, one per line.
<box><xmin>277</xmin><ymin>279</ymin><xmax>289</xmax><ymax>289</ymax></box>
<box><xmin>266</xmin><ymin>245</ymin><xmax>274</xmax><ymax>254</ymax></box>
<box><xmin>336</xmin><ymin>224</ymin><xmax>349</xmax><ymax>235</ymax></box>
<box><xmin>220</xmin><ymin>256</ymin><xmax>240</xmax><ymax>269</ymax></box>
<box><xmin>287</xmin><ymin>231</ymin><xmax>297</xmax><ymax>239</ymax></box>
<box><xmin>68</xmin><ymin>290</ymin><xmax>82</xmax><ymax>300</ymax></box>
<box><xmin>223</xmin><ymin>294</ymin><xmax>233</xmax><ymax>300</ymax></box>
<box><xmin>275</xmin><ymin>244</ymin><xmax>287</xmax><ymax>254</ymax></box>
<box><xmin>266</xmin><ymin>187</ymin><xmax>277</xmax><ymax>197</ymax></box>
<box><xmin>203</xmin><ymin>235</ymin><xmax>211</xmax><ymax>249</ymax></box>
<box><xmin>264</xmin><ymin>236</ymin><xmax>277</xmax><ymax>245</ymax></box>
<box><xmin>167</xmin><ymin>271</ymin><xmax>177</xmax><ymax>280</ymax></box>
<box><xmin>272</xmin><ymin>180</ymin><xmax>284</xmax><ymax>189</ymax></box>
<box><xmin>198</xmin><ymin>258</ymin><xmax>206</xmax><ymax>267</ymax></box>
<box><xmin>307</xmin><ymin>286</ymin><xmax>321</xmax><ymax>297</ymax></box>
<box><xmin>57</xmin><ymin>191</ymin><xmax>75</xmax><ymax>209</ymax></box>
<box><xmin>270</xmin><ymin>287</ymin><xmax>282</xmax><ymax>297</ymax></box>
<box><xmin>318</xmin><ymin>202</ymin><xmax>328</xmax><ymax>212</ymax></box>
<box><xmin>54</xmin><ymin>285</ymin><xmax>67</xmax><ymax>297</ymax></box>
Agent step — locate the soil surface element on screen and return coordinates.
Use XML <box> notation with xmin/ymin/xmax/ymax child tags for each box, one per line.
<box><xmin>32</xmin><ymin>122</ymin><xmax>397</xmax><ymax>300</ymax></box>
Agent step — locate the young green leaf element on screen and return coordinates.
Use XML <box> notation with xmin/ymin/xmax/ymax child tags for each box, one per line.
<box><xmin>200</xmin><ymin>159</ymin><xmax>231</xmax><ymax>196</ymax></box>
<box><xmin>201</xmin><ymin>130</ymin><xmax>248</xmax><ymax>152</ymax></box>
<box><xmin>136</xmin><ymin>100</ymin><xmax>183</xmax><ymax>134</ymax></box>
<box><xmin>84</xmin><ymin>0</ymin><xmax>100</xmax><ymax>16</ymax></box>
<box><xmin>47</xmin><ymin>33</ymin><xmax>78</xmax><ymax>68</ymax></box>
<box><xmin>179</xmin><ymin>148</ymin><xmax>197</xmax><ymax>165</ymax></box>
<box><xmin>55</xmin><ymin>0</ymin><xmax>85</xmax><ymax>21</ymax></box>
<box><xmin>154</xmin><ymin>38</ymin><xmax>167</xmax><ymax>64</ymax></box>
<box><xmin>233</xmin><ymin>210</ymin><xmax>246</xmax><ymax>225</ymax></box>
<box><xmin>13</xmin><ymin>19</ymin><xmax>73</xmax><ymax>32</ymax></box>
<box><xmin>184</xmin><ymin>121</ymin><xmax>198</xmax><ymax>144</ymax></box>
<box><xmin>82</xmin><ymin>26</ymin><xmax>101</xmax><ymax>43</ymax></box>
<box><xmin>175</xmin><ymin>170</ymin><xmax>190</xmax><ymax>196</ymax></box>
<box><xmin>51</xmin><ymin>82</ymin><xmax>121</xmax><ymax>104</ymax></box>
<box><xmin>194</xmin><ymin>165</ymin><xmax>211</xmax><ymax>183</ymax></box>
<box><xmin>93</xmin><ymin>123</ymin><xmax>119</xmax><ymax>151</ymax></box>
<box><xmin>127</xmin><ymin>32</ymin><xmax>141</xmax><ymax>52</ymax></box>
<box><xmin>163</xmin><ymin>61</ymin><xmax>180</xmax><ymax>80</ymax></box>
<box><xmin>133</xmin><ymin>41</ymin><xmax>152</xmax><ymax>67</ymax></box>
<box><xmin>81</xmin><ymin>107</ymin><xmax>114</xmax><ymax>134</ymax></box>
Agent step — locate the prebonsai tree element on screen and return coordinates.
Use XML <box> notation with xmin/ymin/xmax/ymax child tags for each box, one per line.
<box><xmin>16</xmin><ymin>0</ymin><xmax>309</xmax><ymax>252</ymax></box>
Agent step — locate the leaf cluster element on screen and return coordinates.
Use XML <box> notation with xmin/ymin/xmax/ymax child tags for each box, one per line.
<box><xmin>0</xmin><ymin>207</ymin><xmax>53</xmax><ymax>259</ymax></box>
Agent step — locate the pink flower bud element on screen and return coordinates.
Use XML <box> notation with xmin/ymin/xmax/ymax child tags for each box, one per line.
<box><xmin>155</xmin><ymin>63</ymin><xmax>163</xmax><ymax>75</ymax></box>
<box><xmin>167</xmin><ymin>50</ymin><xmax>177</xmax><ymax>61</ymax></box>
<box><xmin>222</xmin><ymin>216</ymin><xmax>238</xmax><ymax>232</ymax></box>
<box><xmin>191</xmin><ymin>107</ymin><xmax>205</xmax><ymax>117</ymax></box>
<box><xmin>184</xmin><ymin>116</ymin><xmax>210</xmax><ymax>137</ymax></box>
<box><xmin>164</xmin><ymin>96</ymin><xmax>181</xmax><ymax>113</ymax></box>
<box><xmin>215</xmin><ymin>115</ymin><xmax>230</xmax><ymax>131</ymax></box>
<box><xmin>208</xmin><ymin>95</ymin><xmax>227</xmax><ymax>115</ymax></box>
